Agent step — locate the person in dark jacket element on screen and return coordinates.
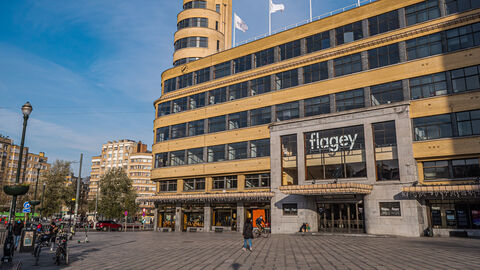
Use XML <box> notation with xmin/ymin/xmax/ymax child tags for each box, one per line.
<box><xmin>13</xmin><ymin>220</ymin><xmax>24</xmax><ymax>250</ymax></box>
<box><xmin>242</xmin><ymin>218</ymin><xmax>254</xmax><ymax>251</ymax></box>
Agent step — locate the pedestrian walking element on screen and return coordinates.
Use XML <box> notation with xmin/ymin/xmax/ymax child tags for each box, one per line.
<box><xmin>242</xmin><ymin>218</ymin><xmax>254</xmax><ymax>251</ymax></box>
<box><xmin>13</xmin><ymin>220</ymin><xmax>24</xmax><ymax>250</ymax></box>
<box><xmin>49</xmin><ymin>221</ymin><xmax>58</xmax><ymax>251</ymax></box>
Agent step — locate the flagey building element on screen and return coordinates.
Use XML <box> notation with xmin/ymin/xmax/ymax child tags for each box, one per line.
<box><xmin>141</xmin><ymin>0</ymin><xmax>480</xmax><ymax>237</ymax></box>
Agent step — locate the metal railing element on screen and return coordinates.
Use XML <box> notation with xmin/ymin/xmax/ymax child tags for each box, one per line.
<box><xmin>235</xmin><ymin>0</ymin><xmax>377</xmax><ymax>47</ymax></box>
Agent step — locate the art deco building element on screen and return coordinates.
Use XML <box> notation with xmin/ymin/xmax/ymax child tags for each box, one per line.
<box><xmin>146</xmin><ymin>0</ymin><xmax>480</xmax><ymax>236</ymax></box>
<box><xmin>88</xmin><ymin>140</ymin><xmax>155</xmax><ymax>210</ymax></box>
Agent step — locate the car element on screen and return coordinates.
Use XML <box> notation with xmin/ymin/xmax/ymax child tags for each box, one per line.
<box><xmin>96</xmin><ymin>220</ymin><xmax>122</xmax><ymax>231</ymax></box>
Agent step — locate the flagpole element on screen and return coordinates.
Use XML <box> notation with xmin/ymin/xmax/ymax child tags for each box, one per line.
<box><xmin>233</xmin><ymin>24</ymin><xmax>236</xmax><ymax>47</ymax></box>
<box><xmin>268</xmin><ymin>0</ymin><xmax>271</xmax><ymax>35</ymax></box>
<box><xmin>309</xmin><ymin>0</ymin><xmax>312</xmax><ymax>21</ymax></box>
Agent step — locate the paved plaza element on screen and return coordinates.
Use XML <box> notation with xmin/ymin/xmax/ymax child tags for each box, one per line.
<box><xmin>4</xmin><ymin>231</ymin><xmax>480</xmax><ymax>269</ymax></box>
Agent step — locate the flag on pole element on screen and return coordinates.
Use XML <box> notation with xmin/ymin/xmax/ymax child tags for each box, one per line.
<box><xmin>269</xmin><ymin>0</ymin><xmax>285</xmax><ymax>14</ymax></box>
<box><xmin>234</xmin><ymin>13</ymin><xmax>248</xmax><ymax>32</ymax></box>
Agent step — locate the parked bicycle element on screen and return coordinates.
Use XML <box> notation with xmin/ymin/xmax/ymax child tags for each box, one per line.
<box><xmin>33</xmin><ymin>232</ymin><xmax>52</xmax><ymax>266</ymax></box>
<box><xmin>54</xmin><ymin>231</ymin><xmax>69</xmax><ymax>265</ymax></box>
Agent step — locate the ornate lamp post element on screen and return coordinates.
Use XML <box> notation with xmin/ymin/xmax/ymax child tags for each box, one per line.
<box><xmin>2</xmin><ymin>102</ymin><xmax>33</xmax><ymax>263</ymax></box>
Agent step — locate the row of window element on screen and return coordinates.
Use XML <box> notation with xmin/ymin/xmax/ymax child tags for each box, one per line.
<box><xmin>163</xmin><ymin>0</ymin><xmax>475</xmax><ymax>94</ymax></box>
<box><xmin>423</xmin><ymin>158</ymin><xmax>480</xmax><ymax>180</ymax></box>
<box><xmin>183</xmin><ymin>0</ymin><xmax>206</xmax><ymax>10</ymax></box>
<box><xmin>160</xmin><ymin>21</ymin><xmax>480</xmax><ymax>118</ymax></box>
<box><xmin>283</xmin><ymin>202</ymin><xmax>401</xmax><ymax>217</ymax></box>
<box><xmin>177</xmin><ymin>17</ymin><xmax>208</xmax><ymax>30</ymax></box>
<box><xmin>174</xmin><ymin>36</ymin><xmax>208</xmax><ymax>51</ymax></box>
<box><xmin>413</xmin><ymin>109</ymin><xmax>480</xmax><ymax>141</ymax></box>
<box><xmin>173</xmin><ymin>57</ymin><xmax>200</xmax><ymax>67</ymax></box>
<box><xmin>159</xmin><ymin>173</ymin><xmax>271</xmax><ymax>192</ymax></box>
<box><xmin>154</xmin><ymin>139</ymin><xmax>270</xmax><ymax>168</ymax></box>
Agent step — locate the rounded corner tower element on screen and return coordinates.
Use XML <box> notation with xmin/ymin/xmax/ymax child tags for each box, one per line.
<box><xmin>173</xmin><ymin>0</ymin><xmax>232</xmax><ymax>67</ymax></box>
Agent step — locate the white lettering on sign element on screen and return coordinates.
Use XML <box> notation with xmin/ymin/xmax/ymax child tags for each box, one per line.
<box><xmin>309</xmin><ymin>133</ymin><xmax>358</xmax><ymax>152</ymax></box>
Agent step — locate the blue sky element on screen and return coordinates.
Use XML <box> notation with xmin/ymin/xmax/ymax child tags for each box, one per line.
<box><xmin>0</xmin><ymin>0</ymin><xmax>360</xmax><ymax>176</ymax></box>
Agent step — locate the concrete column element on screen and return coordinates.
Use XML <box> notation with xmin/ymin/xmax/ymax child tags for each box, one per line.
<box><xmin>329</xmin><ymin>29</ymin><xmax>336</xmax><ymax>47</ymax></box>
<box><xmin>327</xmin><ymin>60</ymin><xmax>334</xmax><ymax>79</ymax></box>
<box><xmin>402</xmin><ymin>79</ymin><xmax>411</xmax><ymax>101</ymax></box>
<box><xmin>363</xmin><ymin>123</ymin><xmax>376</xmax><ymax>184</ymax></box>
<box><xmin>204</xmin><ymin>203</ymin><xmax>211</xmax><ymax>232</ymax></box>
<box><xmin>361</xmin><ymin>51</ymin><xmax>369</xmax><ymax>71</ymax></box>
<box><xmin>153</xmin><ymin>208</ymin><xmax>158</xmax><ymax>231</ymax></box>
<box><xmin>298</xmin><ymin>100</ymin><xmax>305</xmax><ymax>118</ymax></box>
<box><xmin>398</xmin><ymin>41</ymin><xmax>407</xmax><ymax>63</ymax></box>
<box><xmin>175</xmin><ymin>203</ymin><xmax>182</xmax><ymax>232</ymax></box>
<box><xmin>439</xmin><ymin>0</ymin><xmax>447</xmax><ymax>17</ymax></box>
<box><xmin>362</xmin><ymin>19</ymin><xmax>369</xmax><ymax>38</ymax></box>
<box><xmin>364</xmin><ymin>87</ymin><xmax>372</xmax><ymax>108</ymax></box>
<box><xmin>236</xmin><ymin>202</ymin><xmax>245</xmax><ymax>232</ymax></box>
<box><xmin>298</xmin><ymin>67</ymin><xmax>304</xmax><ymax>86</ymax></box>
<box><xmin>297</xmin><ymin>132</ymin><xmax>306</xmax><ymax>185</ymax></box>
<box><xmin>300</xmin><ymin>38</ymin><xmax>307</xmax><ymax>55</ymax></box>
<box><xmin>330</xmin><ymin>94</ymin><xmax>336</xmax><ymax>113</ymax></box>
<box><xmin>398</xmin><ymin>8</ymin><xmax>406</xmax><ymax>28</ymax></box>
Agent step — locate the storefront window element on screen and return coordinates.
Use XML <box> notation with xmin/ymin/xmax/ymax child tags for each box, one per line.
<box><xmin>373</xmin><ymin>121</ymin><xmax>399</xmax><ymax>181</ymax></box>
<box><xmin>281</xmin><ymin>135</ymin><xmax>298</xmax><ymax>185</ymax></box>
<box><xmin>183</xmin><ymin>205</ymin><xmax>204</xmax><ymax>229</ymax></box>
<box><xmin>429</xmin><ymin>200</ymin><xmax>480</xmax><ymax>229</ymax></box>
<box><xmin>212</xmin><ymin>204</ymin><xmax>237</xmax><ymax>229</ymax></box>
<box><xmin>158</xmin><ymin>205</ymin><xmax>175</xmax><ymax>228</ymax></box>
<box><xmin>305</xmin><ymin>126</ymin><xmax>366</xmax><ymax>180</ymax></box>
<box><xmin>379</xmin><ymin>202</ymin><xmax>401</xmax><ymax>216</ymax></box>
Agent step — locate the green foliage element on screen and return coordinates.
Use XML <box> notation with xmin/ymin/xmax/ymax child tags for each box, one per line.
<box><xmin>42</xmin><ymin>160</ymin><xmax>72</xmax><ymax>217</ymax></box>
<box><xmin>98</xmin><ymin>168</ymin><xmax>137</xmax><ymax>219</ymax></box>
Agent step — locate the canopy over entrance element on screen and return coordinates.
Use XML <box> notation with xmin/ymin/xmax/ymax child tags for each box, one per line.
<box><xmin>137</xmin><ymin>192</ymin><xmax>274</xmax><ymax>203</ymax></box>
<box><xmin>279</xmin><ymin>183</ymin><xmax>373</xmax><ymax>195</ymax></box>
<box><xmin>402</xmin><ymin>184</ymin><xmax>480</xmax><ymax>198</ymax></box>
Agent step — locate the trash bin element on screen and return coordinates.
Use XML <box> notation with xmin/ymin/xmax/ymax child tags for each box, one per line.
<box><xmin>20</xmin><ymin>227</ymin><xmax>36</xmax><ymax>253</ymax></box>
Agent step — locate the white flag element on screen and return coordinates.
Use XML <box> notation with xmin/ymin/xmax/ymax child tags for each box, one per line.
<box><xmin>234</xmin><ymin>13</ymin><xmax>248</xmax><ymax>32</ymax></box>
<box><xmin>269</xmin><ymin>0</ymin><xmax>285</xmax><ymax>14</ymax></box>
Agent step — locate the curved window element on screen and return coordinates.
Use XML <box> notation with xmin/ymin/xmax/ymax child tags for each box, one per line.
<box><xmin>183</xmin><ymin>1</ymin><xmax>206</xmax><ymax>10</ymax></box>
<box><xmin>173</xmin><ymin>57</ymin><xmax>199</xmax><ymax>67</ymax></box>
<box><xmin>174</xmin><ymin>37</ymin><xmax>208</xmax><ymax>51</ymax></box>
<box><xmin>177</xmin><ymin>18</ymin><xmax>208</xmax><ymax>30</ymax></box>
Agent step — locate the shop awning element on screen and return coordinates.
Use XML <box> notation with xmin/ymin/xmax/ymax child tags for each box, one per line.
<box><xmin>136</xmin><ymin>191</ymin><xmax>275</xmax><ymax>203</ymax></box>
<box><xmin>279</xmin><ymin>183</ymin><xmax>373</xmax><ymax>195</ymax></box>
<box><xmin>402</xmin><ymin>184</ymin><xmax>480</xmax><ymax>198</ymax></box>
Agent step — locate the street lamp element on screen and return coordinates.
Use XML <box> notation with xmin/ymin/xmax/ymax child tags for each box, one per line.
<box><xmin>30</xmin><ymin>158</ymin><xmax>43</xmax><ymax>220</ymax></box>
<box><xmin>40</xmin><ymin>182</ymin><xmax>46</xmax><ymax>218</ymax></box>
<box><xmin>2</xmin><ymin>102</ymin><xmax>32</xmax><ymax>263</ymax></box>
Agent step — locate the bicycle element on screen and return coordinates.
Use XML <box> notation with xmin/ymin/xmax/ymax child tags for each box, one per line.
<box><xmin>253</xmin><ymin>226</ymin><xmax>271</xmax><ymax>238</ymax></box>
<box><xmin>54</xmin><ymin>232</ymin><xmax>69</xmax><ymax>265</ymax></box>
<box><xmin>33</xmin><ymin>232</ymin><xmax>52</xmax><ymax>266</ymax></box>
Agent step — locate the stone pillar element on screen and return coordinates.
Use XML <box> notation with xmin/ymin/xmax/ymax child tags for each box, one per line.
<box><xmin>153</xmin><ymin>208</ymin><xmax>158</xmax><ymax>232</ymax></box>
<box><xmin>439</xmin><ymin>0</ymin><xmax>447</xmax><ymax>17</ymax></box>
<box><xmin>175</xmin><ymin>203</ymin><xmax>182</xmax><ymax>232</ymax></box>
<box><xmin>327</xmin><ymin>60</ymin><xmax>334</xmax><ymax>79</ymax></box>
<box><xmin>297</xmin><ymin>132</ymin><xmax>306</xmax><ymax>185</ymax></box>
<box><xmin>398</xmin><ymin>41</ymin><xmax>407</xmax><ymax>63</ymax></box>
<box><xmin>204</xmin><ymin>203</ymin><xmax>211</xmax><ymax>232</ymax></box>
<box><xmin>398</xmin><ymin>8</ymin><xmax>406</xmax><ymax>28</ymax></box>
<box><xmin>236</xmin><ymin>202</ymin><xmax>245</xmax><ymax>232</ymax></box>
<box><xmin>361</xmin><ymin>51</ymin><xmax>369</xmax><ymax>71</ymax></box>
<box><xmin>363</xmin><ymin>123</ymin><xmax>376</xmax><ymax>184</ymax></box>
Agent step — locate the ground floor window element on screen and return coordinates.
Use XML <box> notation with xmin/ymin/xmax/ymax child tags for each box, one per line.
<box><xmin>158</xmin><ymin>205</ymin><xmax>175</xmax><ymax>228</ymax></box>
<box><xmin>379</xmin><ymin>202</ymin><xmax>401</xmax><ymax>216</ymax></box>
<box><xmin>245</xmin><ymin>202</ymin><xmax>270</xmax><ymax>228</ymax></box>
<box><xmin>212</xmin><ymin>204</ymin><xmax>237</xmax><ymax>229</ymax></box>
<box><xmin>428</xmin><ymin>200</ymin><xmax>480</xmax><ymax>229</ymax></box>
<box><xmin>183</xmin><ymin>204</ymin><xmax>204</xmax><ymax>230</ymax></box>
<box><xmin>318</xmin><ymin>200</ymin><xmax>364</xmax><ymax>233</ymax></box>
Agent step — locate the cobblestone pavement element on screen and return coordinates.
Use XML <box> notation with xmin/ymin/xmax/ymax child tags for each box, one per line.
<box><xmin>3</xmin><ymin>231</ymin><xmax>480</xmax><ymax>269</ymax></box>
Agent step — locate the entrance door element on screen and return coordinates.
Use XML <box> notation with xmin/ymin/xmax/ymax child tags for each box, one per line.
<box><xmin>317</xmin><ymin>202</ymin><xmax>364</xmax><ymax>233</ymax></box>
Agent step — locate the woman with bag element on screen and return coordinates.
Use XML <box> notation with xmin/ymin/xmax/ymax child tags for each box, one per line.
<box><xmin>242</xmin><ymin>218</ymin><xmax>254</xmax><ymax>251</ymax></box>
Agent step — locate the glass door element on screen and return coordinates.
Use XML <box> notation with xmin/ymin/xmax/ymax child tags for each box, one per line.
<box><xmin>317</xmin><ymin>202</ymin><xmax>364</xmax><ymax>233</ymax></box>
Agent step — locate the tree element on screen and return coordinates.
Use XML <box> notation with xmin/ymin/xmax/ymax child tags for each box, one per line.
<box><xmin>42</xmin><ymin>160</ymin><xmax>72</xmax><ymax>217</ymax></box>
<box><xmin>98</xmin><ymin>168</ymin><xmax>137</xmax><ymax>220</ymax></box>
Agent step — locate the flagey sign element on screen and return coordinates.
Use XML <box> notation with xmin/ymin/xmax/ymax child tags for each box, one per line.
<box><xmin>308</xmin><ymin>132</ymin><xmax>358</xmax><ymax>152</ymax></box>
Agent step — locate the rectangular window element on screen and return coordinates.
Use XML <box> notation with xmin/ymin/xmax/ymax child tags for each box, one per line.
<box><xmin>154</xmin><ymin>153</ymin><xmax>168</xmax><ymax>168</ymax></box>
<box><xmin>279</xmin><ymin>40</ymin><xmax>301</xmax><ymax>61</ymax></box>
<box><xmin>184</xmin><ymin>178</ymin><xmax>205</xmax><ymax>191</ymax></box>
<box><xmin>250</xmin><ymin>106</ymin><xmax>271</xmax><ymax>126</ymax></box>
<box><xmin>160</xmin><ymin>180</ymin><xmax>177</xmax><ymax>192</ymax></box>
<box><xmin>276</xmin><ymin>101</ymin><xmax>299</xmax><ymax>121</ymax></box>
<box><xmin>187</xmin><ymin>147</ymin><xmax>204</xmax><ymax>164</ymax></box>
<box><xmin>171</xmin><ymin>123</ymin><xmax>186</xmax><ymax>139</ymax></box>
<box><xmin>228</xmin><ymin>81</ymin><xmax>248</xmax><ymax>101</ymax></box>
<box><xmin>306</xmin><ymin>31</ymin><xmax>330</xmax><ymax>53</ymax></box>
<box><xmin>216</xmin><ymin>4</ymin><xmax>220</xmax><ymax>12</ymax></box>
<box><xmin>405</xmin><ymin>0</ymin><xmax>440</xmax><ymax>26</ymax></box>
<box><xmin>250</xmin><ymin>139</ymin><xmax>270</xmax><ymax>158</ymax></box>
<box><xmin>334</xmin><ymin>53</ymin><xmax>362</xmax><ymax>77</ymax></box>
<box><xmin>413</xmin><ymin>114</ymin><xmax>453</xmax><ymax>141</ymax></box>
<box><xmin>250</xmin><ymin>76</ymin><xmax>271</xmax><ymax>95</ymax></box>
<box><xmin>208</xmin><ymin>87</ymin><xmax>227</xmax><ymax>105</ymax></box>
<box><xmin>156</xmin><ymin>127</ymin><xmax>170</xmax><ymax>143</ymax></box>
<box><xmin>406</xmin><ymin>33</ymin><xmax>443</xmax><ymax>60</ymax></box>
<box><xmin>233</xmin><ymin>55</ymin><xmax>252</xmax><ymax>73</ymax></box>
<box><xmin>274</xmin><ymin>69</ymin><xmax>299</xmax><ymax>90</ymax></box>
<box><xmin>245</xmin><ymin>173</ymin><xmax>271</xmax><ymax>188</ymax></box>
<box><xmin>373</xmin><ymin>121</ymin><xmax>399</xmax><ymax>181</ymax></box>
<box><xmin>368</xmin><ymin>43</ymin><xmax>400</xmax><ymax>69</ymax></box>
<box><xmin>304</xmin><ymin>96</ymin><xmax>330</xmax><ymax>117</ymax></box>
<box><xmin>178</xmin><ymin>73</ymin><xmax>193</xmax><ymax>89</ymax></box>
<box><xmin>424</xmin><ymin>159</ymin><xmax>480</xmax><ymax>180</ymax></box>
<box><xmin>172</xmin><ymin>97</ymin><xmax>188</xmax><ymax>113</ymax></box>
<box><xmin>335</xmin><ymin>89</ymin><xmax>364</xmax><ymax>112</ymax></box>
<box><xmin>281</xmin><ymin>134</ymin><xmax>298</xmax><ymax>185</ymax></box>
<box><xmin>410</xmin><ymin>72</ymin><xmax>448</xmax><ymax>99</ymax></box>
<box><xmin>228</xmin><ymin>142</ymin><xmax>248</xmax><ymax>160</ymax></box>
<box><xmin>163</xmin><ymin>78</ymin><xmax>177</xmax><ymax>94</ymax></box>
<box><xmin>446</xmin><ymin>0</ymin><xmax>480</xmax><ymax>14</ymax></box>
<box><xmin>214</xmin><ymin>61</ymin><xmax>231</xmax><ymax>79</ymax></box>
<box><xmin>255</xmin><ymin>48</ymin><xmax>275</xmax><ymax>67</ymax></box>
<box><xmin>450</xmin><ymin>65</ymin><xmax>480</xmax><ymax>93</ymax></box>
<box><xmin>371</xmin><ymin>80</ymin><xmax>404</xmax><ymax>106</ymax></box>
<box><xmin>208</xmin><ymin>115</ymin><xmax>226</xmax><ymax>133</ymax></box>
<box><xmin>456</xmin><ymin>110</ymin><xmax>480</xmax><ymax>136</ymax></box>
<box><xmin>228</xmin><ymin>111</ymin><xmax>247</xmax><ymax>130</ymax></box>
<box><xmin>303</xmin><ymin>62</ymin><xmax>328</xmax><ymax>84</ymax></box>
<box><xmin>368</xmin><ymin>10</ymin><xmax>399</xmax><ymax>36</ymax></box>
<box><xmin>170</xmin><ymin>150</ymin><xmax>185</xmax><ymax>166</ymax></box>
<box><xmin>452</xmin><ymin>158</ymin><xmax>480</xmax><ymax>178</ymax></box>
<box><xmin>282</xmin><ymin>204</ymin><xmax>298</xmax><ymax>216</ymax></box>
<box><xmin>189</xmin><ymin>92</ymin><xmax>205</xmax><ymax>109</ymax></box>
<box><xmin>208</xmin><ymin>145</ymin><xmax>225</xmax><ymax>162</ymax></box>
<box><xmin>195</xmin><ymin>67</ymin><xmax>210</xmax><ymax>84</ymax></box>
<box><xmin>188</xmin><ymin>119</ymin><xmax>204</xmax><ymax>136</ymax></box>
<box><xmin>216</xmin><ymin>40</ymin><xmax>219</xmax><ymax>51</ymax></box>
<box><xmin>336</xmin><ymin>21</ymin><xmax>363</xmax><ymax>45</ymax></box>
<box><xmin>379</xmin><ymin>202</ymin><xmax>401</xmax><ymax>216</ymax></box>
<box><xmin>157</xmin><ymin>101</ymin><xmax>171</xmax><ymax>117</ymax></box>
<box><xmin>423</xmin><ymin>160</ymin><xmax>450</xmax><ymax>180</ymax></box>
<box><xmin>446</xmin><ymin>23</ymin><xmax>480</xmax><ymax>52</ymax></box>
<box><xmin>213</xmin><ymin>175</ymin><xmax>237</xmax><ymax>190</ymax></box>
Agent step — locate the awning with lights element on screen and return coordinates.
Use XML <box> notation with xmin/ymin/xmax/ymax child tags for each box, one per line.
<box><xmin>402</xmin><ymin>184</ymin><xmax>480</xmax><ymax>198</ymax></box>
<box><xmin>279</xmin><ymin>183</ymin><xmax>373</xmax><ymax>195</ymax></box>
<box><xmin>137</xmin><ymin>192</ymin><xmax>274</xmax><ymax>203</ymax></box>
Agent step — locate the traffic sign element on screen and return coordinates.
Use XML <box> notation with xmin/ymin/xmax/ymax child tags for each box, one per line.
<box><xmin>23</xmin><ymin>202</ymin><xmax>31</xmax><ymax>209</ymax></box>
<box><xmin>22</xmin><ymin>208</ymin><xmax>31</xmax><ymax>213</ymax></box>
